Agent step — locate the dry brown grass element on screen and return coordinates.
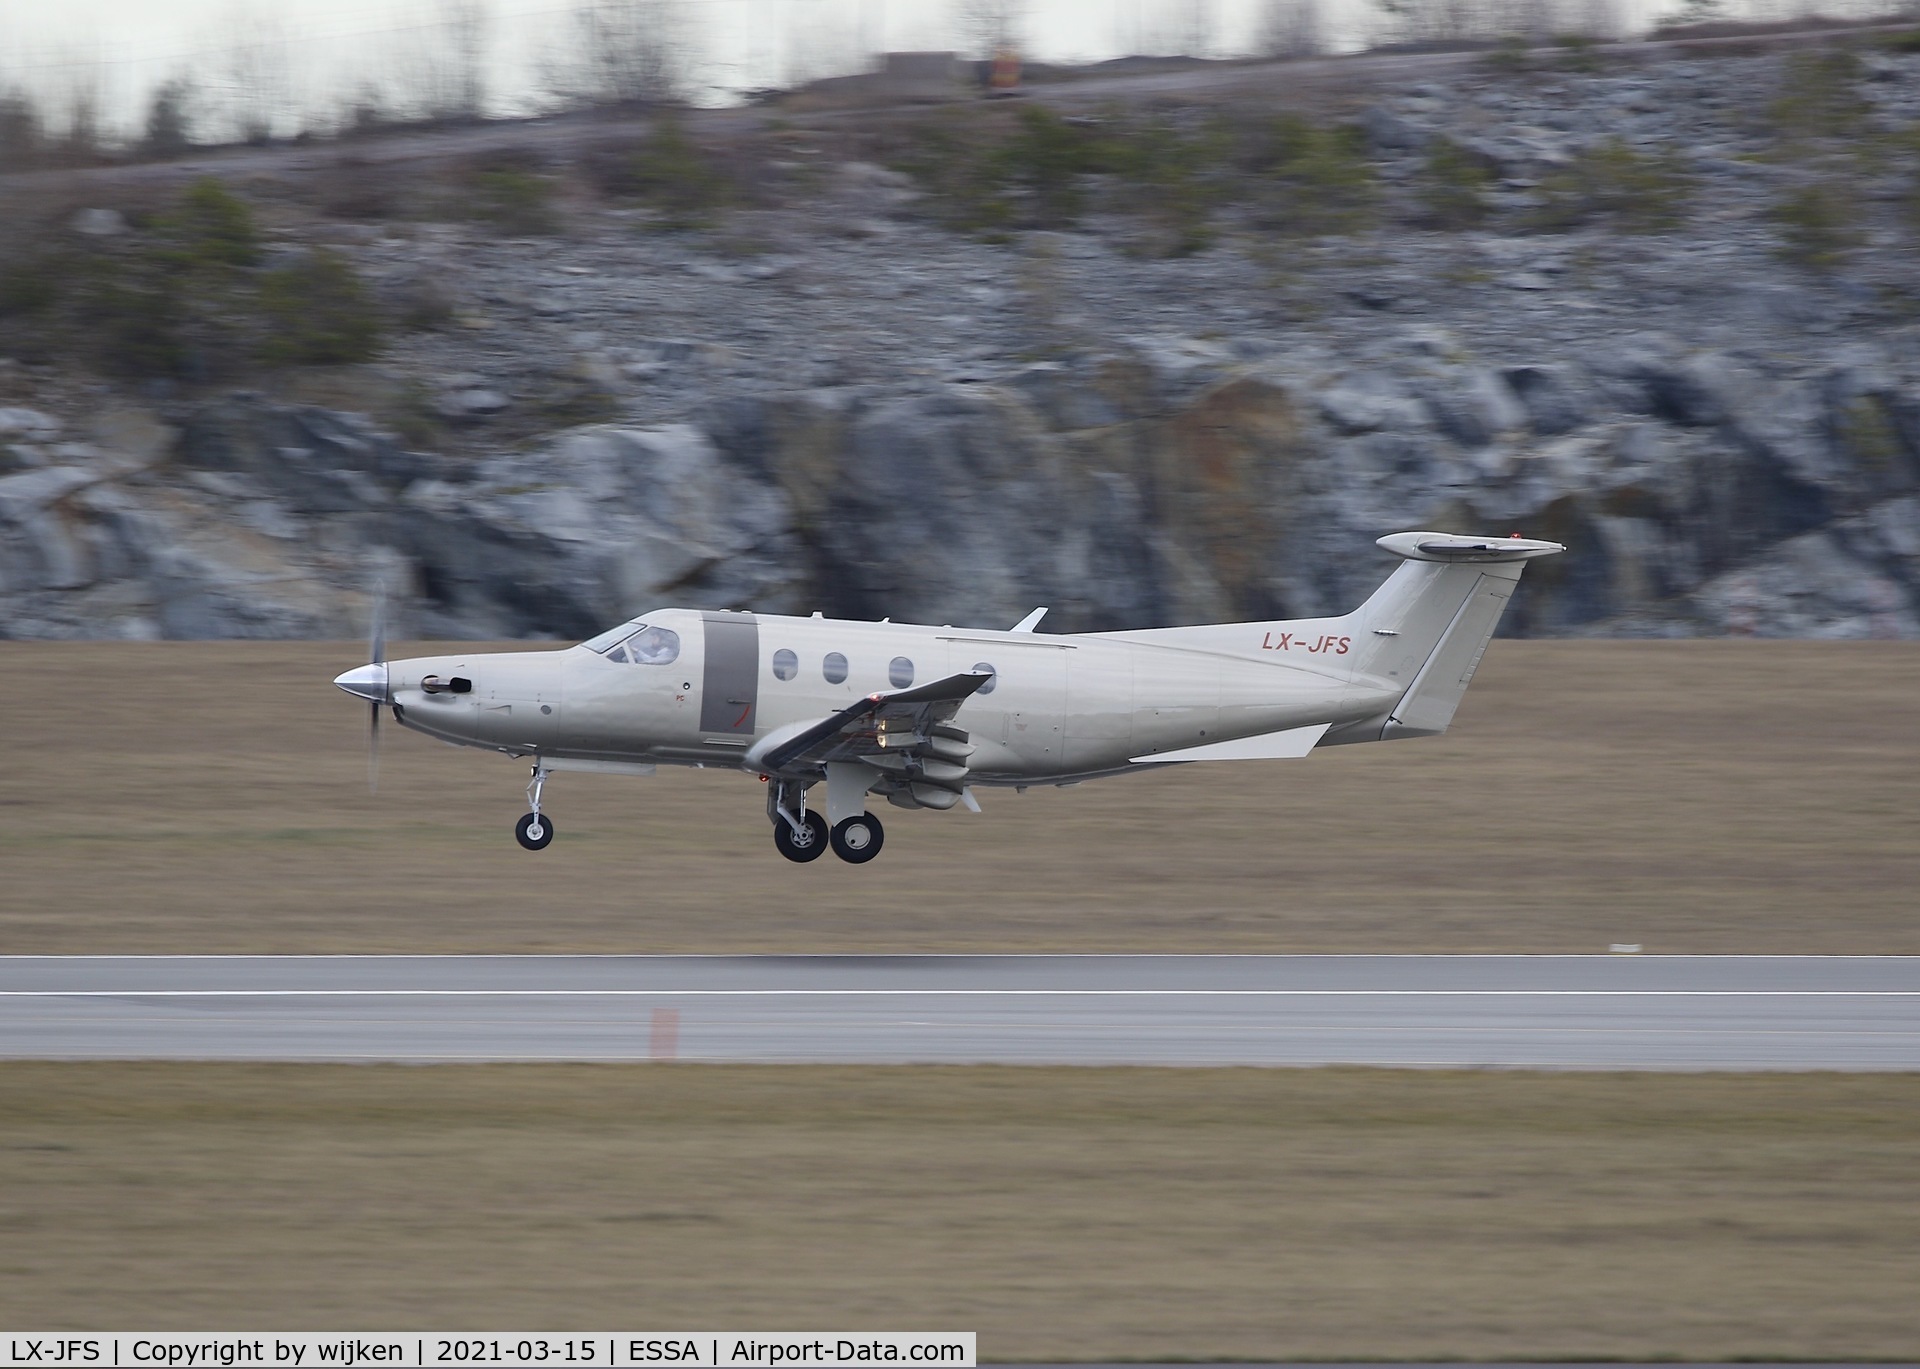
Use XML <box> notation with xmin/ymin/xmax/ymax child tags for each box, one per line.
<box><xmin>2</xmin><ymin>639</ymin><xmax>1917</xmax><ymax>953</ymax></box>
<box><xmin>2</xmin><ymin>1063</ymin><xmax>1918</xmax><ymax>1356</ymax></box>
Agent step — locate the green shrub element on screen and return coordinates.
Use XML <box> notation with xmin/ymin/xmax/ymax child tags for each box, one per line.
<box><xmin>1103</xmin><ymin>112</ymin><xmax>1231</xmax><ymax>254</ymax></box>
<box><xmin>1419</xmin><ymin>138</ymin><xmax>1496</xmax><ymax>228</ymax></box>
<box><xmin>1770</xmin><ymin>51</ymin><xmax>1870</xmax><ymax>143</ymax></box>
<box><xmin>76</xmin><ymin>258</ymin><xmax>196</xmax><ymax>378</ymax></box>
<box><xmin>0</xmin><ymin>251</ymin><xmax>64</xmax><ymax>318</ymax></box>
<box><xmin>1000</xmin><ymin>105</ymin><xmax>1102</xmax><ymax>228</ymax></box>
<box><xmin>1553</xmin><ymin>33</ymin><xmax>1604</xmax><ymax>73</ymax></box>
<box><xmin>72</xmin><ymin>180</ymin><xmax>263</xmax><ymax>377</ymax></box>
<box><xmin>168</xmin><ymin>177</ymin><xmax>261</xmax><ymax>267</ymax></box>
<box><xmin>1771</xmin><ymin>180</ymin><xmax>1862</xmax><ymax>269</ymax></box>
<box><xmin>1836</xmin><ymin>395</ymin><xmax>1902</xmax><ymax>473</ymax></box>
<box><xmin>1529</xmin><ymin>138</ymin><xmax>1693</xmax><ymax>233</ymax></box>
<box><xmin>1</xmin><ymin>178</ymin><xmax>384</xmax><ymax>378</ymax></box>
<box><xmin>624</xmin><ymin>112</ymin><xmax>731</xmax><ymax>230</ymax></box>
<box><xmin>260</xmin><ymin>248</ymin><xmax>382</xmax><ymax>364</ymax></box>
<box><xmin>1242</xmin><ymin>113</ymin><xmax>1377</xmax><ymax>236</ymax></box>
<box><xmin>896</xmin><ymin>114</ymin><xmax>1016</xmax><ymax>236</ymax></box>
<box><xmin>900</xmin><ymin>105</ymin><xmax>1372</xmax><ymax>245</ymax></box>
<box><xmin>1483</xmin><ymin>35</ymin><xmax>1531</xmax><ymax>73</ymax></box>
<box><xmin>462</xmin><ymin>166</ymin><xmax>560</xmax><ymax>235</ymax></box>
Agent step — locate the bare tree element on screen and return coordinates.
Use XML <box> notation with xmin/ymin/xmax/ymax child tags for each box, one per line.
<box><xmin>545</xmin><ymin>0</ymin><xmax>694</xmax><ymax>108</ymax></box>
<box><xmin>1256</xmin><ymin>0</ymin><xmax>1323</xmax><ymax>56</ymax></box>
<box><xmin>412</xmin><ymin>0</ymin><xmax>489</xmax><ymax>120</ymax></box>
<box><xmin>1371</xmin><ymin>0</ymin><xmax>1497</xmax><ymax>44</ymax></box>
<box><xmin>45</xmin><ymin>49</ymin><xmax>107</xmax><ymax>165</ymax></box>
<box><xmin>335</xmin><ymin>79</ymin><xmax>394</xmax><ymax>137</ymax></box>
<box><xmin>218</xmin><ymin>7</ymin><xmax>295</xmax><ymax>143</ymax></box>
<box><xmin>1175</xmin><ymin>0</ymin><xmax>1217</xmax><ymax>54</ymax></box>
<box><xmin>953</xmin><ymin>0</ymin><xmax>1025</xmax><ymax>57</ymax></box>
<box><xmin>0</xmin><ymin>86</ymin><xmax>43</xmax><ymax>172</ymax></box>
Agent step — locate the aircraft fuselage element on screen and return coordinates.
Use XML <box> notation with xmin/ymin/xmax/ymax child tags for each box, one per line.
<box><xmin>334</xmin><ymin>532</ymin><xmax>1566</xmax><ymax>860</ymax></box>
<box><xmin>384</xmin><ymin>608</ymin><xmax>1401</xmax><ymax>784</ymax></box>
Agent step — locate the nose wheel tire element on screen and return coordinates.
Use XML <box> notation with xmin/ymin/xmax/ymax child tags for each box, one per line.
<box><xmin>830</xmin><ymin>814</ymin><xmax>885</xmax><ymax>864</ymax></box>
<box><xmin>515</xmin><ymin>812</ymin><xmax>555</xmax><ymax>851</ymax></box>
<box><xmin>773</xmin><ymin>810</ymin><xmax>830</xmax><ymax>863</ymax></box>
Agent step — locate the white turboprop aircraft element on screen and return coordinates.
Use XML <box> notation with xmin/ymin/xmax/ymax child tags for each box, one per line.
<box><xmin>333</xmin><ymin>532</ymin><xmax>1563</xmax><ymax>863</ymax></box>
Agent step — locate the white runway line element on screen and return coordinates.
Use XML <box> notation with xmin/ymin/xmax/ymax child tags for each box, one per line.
<box><xmin>4</xmin><ymin>988</ymin><xmax>1920</xmax><ymax>997</ymax></box>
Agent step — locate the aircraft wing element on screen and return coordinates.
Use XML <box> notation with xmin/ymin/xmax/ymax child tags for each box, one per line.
<box><xmin>745</xmin><ymin>671</ymin><xmax>995</xmax><ymax>781</ymax></box>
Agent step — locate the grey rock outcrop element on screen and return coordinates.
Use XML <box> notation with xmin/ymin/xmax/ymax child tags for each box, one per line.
<box><xmin>10</xmin><ymin>318</ymin><xmax>1919</xmax><ymax>643</ymax></box>
<box><xmin>8</xmin><ymin>47</ymin><xmax>1920</xmax><ymax>641</ymax></box>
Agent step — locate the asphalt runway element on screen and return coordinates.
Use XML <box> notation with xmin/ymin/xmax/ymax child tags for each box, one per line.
<box><xmin>4</xmin><ymin>954</ymin><xmax>1918</xmax><ymax>1068</ymax></box>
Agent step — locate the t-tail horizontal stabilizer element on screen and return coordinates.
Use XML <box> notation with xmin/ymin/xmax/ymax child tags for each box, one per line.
<box><xmin>1325</xmin><ymin>529</ymin><xmax>1566</xmax><ymax>746</ymax></box>
<box><xmin>1376</xmin><ymin>531</ymin><xmax>1566</xmax><ymax>563</ymax></box>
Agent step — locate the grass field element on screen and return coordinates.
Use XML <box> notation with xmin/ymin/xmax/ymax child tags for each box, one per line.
<box><xmin>2</xmin><ymin>1063</ymin><xmax>1917</xmax><ymax>1357</ymax></box>
<box><xmin>3</xmin><ymin>639</ymin><xmax>1917</xmax><ymax>953</ymax></box>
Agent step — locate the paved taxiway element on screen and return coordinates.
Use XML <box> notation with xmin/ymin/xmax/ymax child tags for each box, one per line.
<box><xmin>2</xmin><ymin>955</ymin><xmax>1916</xmax><ymax>1068</ymax></box>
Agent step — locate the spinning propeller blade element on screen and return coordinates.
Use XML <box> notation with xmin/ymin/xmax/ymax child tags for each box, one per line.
<box><xmin>368</xmin><ymin>582</ymin><xmax>386</xmax><ymax>795</ymax></box>
<box><xmin>368</xmin><ymin>699</ymin><xmax>381</xmax><ymax>795</ymax></box>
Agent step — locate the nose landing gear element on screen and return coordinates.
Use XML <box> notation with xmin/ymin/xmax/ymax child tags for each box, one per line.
<box><xmin>515</xmin><ymin>764</ymin><xmax>556</xmax><ymax>851</ymax></box>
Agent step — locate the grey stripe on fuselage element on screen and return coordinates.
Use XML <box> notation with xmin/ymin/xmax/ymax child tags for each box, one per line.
<box><xmin>698</xmin><ymin>610</ymin><xmax>759</xmax><ymax>735</ymax></box>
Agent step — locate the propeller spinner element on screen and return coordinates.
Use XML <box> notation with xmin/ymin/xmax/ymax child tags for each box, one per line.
<box><xmin>330</xmin><ymin>585</ymin><xmax>389</xmax><ymax>793</ymax></box>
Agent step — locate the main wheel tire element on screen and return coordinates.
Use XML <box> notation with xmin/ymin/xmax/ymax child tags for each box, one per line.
<box><xmin>515</xmin><ymin>811</ymin><xmax>555</xmax><ymax>851</ymax></box>
<box><xmin>773</xmin><ymin>810</ymin><xmax>830</xmax><ymax>863</ymax></box>
<box><xmin>830</xmin><ymin>813</ymin><xmax>885</xmax><ymax>864</ymax></box>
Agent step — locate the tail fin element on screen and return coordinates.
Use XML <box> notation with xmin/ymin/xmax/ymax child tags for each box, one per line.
<box><xmin>1332</xmin><ymin>532</ymin><xmax>1563</xmax><ymax>744</ymax></box>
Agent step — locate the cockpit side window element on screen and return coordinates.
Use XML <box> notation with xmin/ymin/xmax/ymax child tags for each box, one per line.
<box><xmin>625</xmin><ymin>625</ymin><xmax>681</xmax><ymax>664</ymax></box>
<box><xmin>595</xmin><ymin>623</ymin><xmax>681</xmax><ymax>665</ymax></box>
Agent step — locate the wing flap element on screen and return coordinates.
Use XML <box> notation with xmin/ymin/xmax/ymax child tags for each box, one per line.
<box><xmin>746</xmin><ymin>671</ymin><xmax>995</xmax><ymax>776</ymax></box>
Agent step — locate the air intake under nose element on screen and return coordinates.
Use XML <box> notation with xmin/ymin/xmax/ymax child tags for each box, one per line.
<box><xmin>333</xmin><ymin>662</ymin><xmax>389</xmax><ymax>703</ymax></box>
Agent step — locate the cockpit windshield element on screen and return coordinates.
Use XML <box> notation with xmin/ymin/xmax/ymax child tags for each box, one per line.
<box><xmin>596</xmin><ymin>623</ymin><xmax>681</xmax><ymax>665</ymax></box>
<box><xmin>579</xmin><ymin>621</ymin><xmax>640</xmax><ymax>653</ymax></box>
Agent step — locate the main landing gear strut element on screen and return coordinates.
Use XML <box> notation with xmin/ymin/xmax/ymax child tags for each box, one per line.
<box><xmin>768</xmin><ymin>779</ymin><xmax>828</xmax><ymax>862</ymax></box>
<box><xmin>768</xmin><ymin>779</ymin><xmax>884</xmax><ymax>864</ymax></box>
<box><xmin>515</xmin><ymin>764</ymin><xmax>555</xmax><ymax>851</ymax></box>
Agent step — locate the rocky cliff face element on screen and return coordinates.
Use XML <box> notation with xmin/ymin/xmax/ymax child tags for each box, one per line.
<box><xmin>4</xmin><ymin>46</ymin><xmax>1920</xmax><ymax>640</ymax></box>
<box><xmin>6</xmin><ymin>328</ymin><xmax>1918</xmax><ymax>641</ymax></box>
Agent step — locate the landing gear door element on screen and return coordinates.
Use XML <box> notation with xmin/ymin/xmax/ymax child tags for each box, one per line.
<box><xmin>699</xmin><ymin>611</ymin><xmax>760</xmax><ymax>736</ymax></box>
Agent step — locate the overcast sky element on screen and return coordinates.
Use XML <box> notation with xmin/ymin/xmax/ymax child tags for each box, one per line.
<box><xmin>0</xmin><ymin>0</ymin><xmax>1347</xmax><ymax>134</ymax></box>
<box><xmin>0</xmin><ymin>0</ymin><xmax>1678</xmax><ymax>132</ymax></box>
<box><xmin>1</xmin><ymin>1</ymin><xmax>1306</xmax><ymax>85</ymax></box>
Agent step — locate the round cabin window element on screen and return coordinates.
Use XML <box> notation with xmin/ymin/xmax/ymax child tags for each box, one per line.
<box><xmin>823</xmin><ymin>652</ymin><xmax>849</xmax><ymax>684</ymax></box>
<box><xmin>772</xmin><ymin>648</ymin><xmax>798</xmax><ymax>681</ymax></box>
<box><xmin>889</xmin><ymin>656</ymin><xmax>914</xmax><ymax>689</ymax></box>
<box><xmin>972</xmin><ymin>662</ymin><xmax>997</xmax><ymax>694</ymax></box>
